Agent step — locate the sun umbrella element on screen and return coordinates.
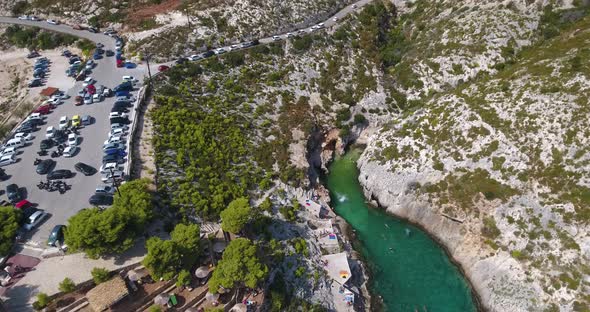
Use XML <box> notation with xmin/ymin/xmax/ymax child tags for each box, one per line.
<box><xmin>195</xmin><ymin>266</ymin><xmax>210</xmax><ymax>278</ymax></box>
<box><xmin>127</xmin><ymin>269</ymin><xmax>140</xmax><ymax>282</ymax></box>
<box><xmin>154</xmin><ymin>293</ymin><xmax>170</xmax><ymax>306</ymax></box>
<box><xmin>205</xmin><ymin>291</ymin><xmax>220</xmax><ymax>302</ymax></box>
<box><xmin>213</xmin><ymin>241</ymin><xmax>226</xmax><ymax>253</ymax></box>
<box><xmin>230</xmin><ymin>303</ymin><xmax>247</xmax><ymax>312</ymax></box>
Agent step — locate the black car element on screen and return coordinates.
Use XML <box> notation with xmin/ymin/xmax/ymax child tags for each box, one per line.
<box><xmin>102</xmin><ymin>154</ymin><xmax>125</xmax><ymax>164</ymax></box>
<box><xmin>87</xmin><ymin>27</ymin><xmax>98</xmax><ymax>33</ymax></box>
<box><xmin>40</xmin><ymin>139</ymin><xmax>54</xmax><ymax>150</ymax></box>
<box><xmin>176</xmin><ymin>57</ymin><xmax>187</xmax><ymax>64</ymax></box>
<box><xmin>17</xmin><ymin>123</ymin><xmax>38</xmax><ymax>133</ymax></box>
<box><xmin>47</xmin><ymin>169</ymin><xmax>73</xmax><ymax>180</ymax></box>
<box><xmin>202</xmin><ymin>50</ymin><xmax>215</xmax><ymax>58</ymax></box>
<box><xmin>113</xmin><ymin>82</ymin><xmax>133</xmax><ymax>92</ymax></box>
<box><xmin>24</xmin><ymin>118</ymin><xmax>44</xmax><ymax>126</ymax></box>
<box><xmin>89</xmin><ymin>194</ymin><xmax>113</xmax><ymax>206</ymax></box>
<box><xmin>36</xmin><ymin>159</ymin><xmax>55</xmax><ymax>174</ymax></box>
<box><xmin>28</xmin><ymin>79</ymin><xmax>42</xmax><ymax>87</ymax></box>
<box><xmin>105</xmin><ymin>50</ymin><xmax>114</xmax><ymax>57</ymax></box>
<box><xmin>0</xmin><ymin>168</ymin><xmax>8</xmax><ymax>181</ymax></box>
<box><xmin>75</xmin><ymin>162</ymin><xmax>96</xmax><ymax>176</ymax></box>
<box><xmin>47</xmin><ymin>225</ymin><xmax>66</xmax><ymax>247</ymax></box>
<box><xmin>6</xmin><ymin>184</ymin><xmax>21</xmax><ymax>203</ymax></box>
<box><xmin>53</xmin><ymin>130</ymin><xmax>67</xmax><ymax>143</ymax></box>
<box><xmin>114</xmin><ymin>100</ymin><xmax>132</xmax><ymax>107</ymax></box>
<box><xmin>111</xmin><ymin>106</ymin><xmax>128</xmax><ymax>113</ymax></box>
<box><xmin>110</xmin><ymin>117</ymin><xmax>130</xmax><ymax>125</ymax></box>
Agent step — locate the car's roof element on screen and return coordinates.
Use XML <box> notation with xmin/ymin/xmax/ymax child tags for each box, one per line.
<box><xmin>47</xmin><ymin>126</ymin><xmax>54</xmax><ymax>130</ymax></box>
<box><xmin>64</xmin><ymin>146</ymin><xmax>74</xmax><ymax>151</ymax></box>
<box><xmin>29</xmin><ymin>210</ymin><xmax>44</xmax><ymax>219</ymax></box>
<box><xmin>59</xmin><ymin>116</ymin><xmax>67</xmax><ymax>121</ymax></box>
<box><xmin>68</xmin><ymin>133</ymin><xmax>76</xmax><ymax>138</ymax></box>
<box><xmin>0</xmin><ymin>155</ymin><xmax>13</xmax><ymax>161</ymax></box>
<box><xmin>73</xmin><ymin>115</ymin><xmax>80</xmax><ymax>119</ymax></box>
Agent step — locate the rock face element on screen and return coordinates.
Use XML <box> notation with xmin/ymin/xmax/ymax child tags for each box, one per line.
<box><xmin>355</xmin><ymin>2</ymin><xmax>590</xmax><ymax>311</ymax></box>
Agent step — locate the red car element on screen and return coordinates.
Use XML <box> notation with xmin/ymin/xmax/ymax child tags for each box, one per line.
<box><xmin>158</xmin><ymin>65</ymin><xmax>170</xmax><ymax>72</ymax></box>
<box><xmin>74</xmin><ymin>96</ymin><xmax>83</xmax><ymax>106</ymax></box>
<box><xmin>34</xmin><ymin>104</ymin><xmax>53</xmax><ymax>114</ymax></box>
<box><xmin>87</xmin><ymin>84</ymin><xmax>96</xmax><ymax>95</ymax></box>
<box><xmin>116</xmin><ymin>59</ymin><xmax>123</xmax><ymax>68</ymax></box>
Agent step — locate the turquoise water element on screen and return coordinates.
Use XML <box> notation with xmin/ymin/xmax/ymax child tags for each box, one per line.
<box><xmin>325</xmin><ymin>150</ymin><xmax>477</xmax><ymax>312</ymax></box>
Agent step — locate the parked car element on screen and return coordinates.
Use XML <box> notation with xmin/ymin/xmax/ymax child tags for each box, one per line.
<box><xmin>95</xmin><ymin>185</ymin><xmax>115</xmax><ymax>195</ymax></box>
<box><xmin>83</xmin><ymin>77</ymin><xmax>95</xmax><ymax>87</ymax></box>
<box><xmin>28</xmin><ymin>79</ymin><xmax>42</xmax><ymax>87</ymax></box>
<box><xmin>81</xmin><ymin>115</ymin><xmax>92</xmax><ymax>126</ymax></box>
<box><xmin>53</xmin><ymin>130</ymin><xmax>67</xmax><ymax>144</ymax></box>
<box><xmin>36</xmin><ymin>159</ymin><xmax>55</xmax><ymax>174</ymax></box>
<box><xmin>58</xmin><ymin>116</ymin><xmax>69</xmax><ymax>129</ymax></box>
<box><xmin>214</xmin><ymin>48</ymin><xmax>226</xmax><ymax>54</ymax></box>
<box><xmin>202</xmin><ymin>51</ymin><xmax>215</xmax><ymax>57</ymax></box>
<box><xmin>113</xmin><ymin>81</ymin><xmax>132</xmax><ymax>92</ymax></box>
<box><xmin>104</xmin><ymin>148</ymin><xmax>127</xmax><ymax>157</ymax></box>
<box><xmin>100</xmin><ymin>162</ymin><xmax>122</xmax><ymax>173</ymax></box>
<box><xmin>75</xmin><ymin>162</ymin><xmax>96</xmax><ymax>176</ymax></box>
<box><xmin>101</xmin><ymin>170</ymin><xmax>124</xmax><ymax>183</ymax></box>
<box><xmin>188</xmin><ymin>54</ymin><xmax>202</xmax><ymax>61</ymax></box>
<box><xmin>14</xmin><ymin>132</ymin><xmax>34</xmax><ymax>141</ymax></box>
<box><xmin>106</xmin><ymin>50</ymin><xmax>114</xmax><ymax>57</ymax></box>
<box><xmin>6</xmin><ymin>184</ymin><xmax>21</xmax><ymax>203</ymax></box>
<box><xmin>102</xmin><ymin>153</ymin><xmax>125</xmax><ymax>164</ymax></box>
<box><xmin>67</xmin><ymin>133</ymin><xmax>78</xmax><ymax>146</ymax></box>
<box><xmin>74</xmin><ymin>96</ymin><xmax>83</xmax><ymax>106</ymax></box>
<box><xmin>111</xmin><ymin>124</ymin><xmax>129</xmax><ymax>131</ymax></box>
<box><xmin>93</xmin><ymin>53</ymin><xmax>102</xmax><ymax>60</ymax></box>
<box><xmin>23</xmin><ymin>210</ymin><xmax>47</xmax><ymax>231</ymax></box>
<box><xmin>89</xmin><ymin>194</ymin><xmax>113</xmax><ymax>206</ymax></box>
<box><xmin>176</xmin><ymin>57</ymin><xmax>188</xmax><ymax>64</ymax></box>
<box><xmin>34</xmin><ymin>104</ymin><xmax>53</xmax><ymax>114</ymax></box>
<box><xmin>87</xmin><ymin>27</ymin><xmax>98</xmax><ymax>33</ymax></box>
<box><xmin>46</xmin><ymin>19</ymin><xmax>59</xmax><ymax>25</ymax></box>
<box><xmin>0</xmin><ymin>147</ymin><xmax>18</xmax><ymax>158</ymax></box>
<box><xmin>45</xmin><ymin>126</ymin><xmax>55</xmax><ymax>138</ymax></box>
<box><xmin>111</xmin><ymin>106</ymin><xmax>128</xmax><ymax>113</ymax></box>
<box><xmin>0</xmin><ymin>155</ymin><xmax>16</xmax><ymax>167</ymax></box>
<box><xmin>103</xmin><ymin>143</ymin><xmax>126</xmax><ymax>153</ymax></box>
<box><xmin>110</xmin><ymin>117</ymin><xmax>130</xmax><ymax>125</ymax></box>
<box><xmin>104</xmin><ymin>135</ymin><xmax>125</xmax><ymax>146</ymax></box>
<box><xmin>109</xmin><ymin>128</ymin><xmax>127</xmax><ymax>137</ymax></box>
<box><xmin>47</xmin><ymin>169</ymin><xmax>73</xmax><ymax>180</ymax></box>
<box><xmin>93</xmin><ymin>93</ymin><xmax>104</xmax><ymax>102</ymax></box>
<box><xmin>109</xmin><ymin>112</ymin><xmax>128</xmax><ymax>119</ymax></box>
<box><xmin>272</xmin><ymin>35</ymin><xmax>281</xmax><ymax>41</ymax></box>
<box><xmin>17</xmin><ymin>122</ymin><xmax>38</xmax><ymax>133</ymax></box>
<box><xmin>40</xmin><ymin>139</ymin><xmax>54</xmax><ymax>150</ymax></box>
<box><xmin>71</xmin><ymin>115</ymin><xmax>81</xmax><ymax>127</ymax></box>
<box><xmin>158</xmin><ymin>65</ymin><xmax>170</xmax><ymax>72</ymax></box>
<box><xmin>63</xmin><ymin>145</ymin><xmax>78</xmax><ymax>158</ymax></box>
<box><xmin>84</xmin><ymin>94</ymin><xmax>93</xmax><ymax>105</ymax></box>
<box><xmin>47</xmin><ymin>225</ymin><xmax>66</xmax><ymax>247</ymax></box>
<box><xmin>26</xmin><ymin>51</ymin><xmax>40</xmax><ymax>58</ymax></box>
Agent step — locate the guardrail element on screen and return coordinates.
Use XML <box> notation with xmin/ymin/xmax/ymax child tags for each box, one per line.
<box><xmin>125</xmin><ymin>85</ymin><xmax>148</xmax><ymax>179</ymax></box>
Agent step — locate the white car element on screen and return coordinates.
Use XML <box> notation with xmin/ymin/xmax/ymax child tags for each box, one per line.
<box><xmin>0</xmin><ymin>147</ymin><xmax>18</xmax><ymax>157</ymax></box>
<box><xmin>63</xmin><ymin>145</ymin><xmax>78</xmax><ymax>158</ymax></box>
<box><xmin>333</xmin><ymin>17</ymin><xmax>338</xmax><ymax>22</ymax></box>
<box><xmin>67</xmin><ymin>133</ymin><xmax>78</xmax><ymax>146</ymax></box>
<box><xmin>188</xmin><ymin>54</ymin><xmax>202</xmax><ymax>61</ymax></box>
<box><xmin>83</xmin><ymin>77</ymin><xmax>95</xmax><ymax>87</ymax></box>
<box><xmin>214</xmin><ymin>48</ymin><xmax>226</xmax><ymax>55</ymax></box>
<box><xmin>18</xmin><ymin>15</ymin><xmax>29</xmax><ymax>20</ymax></box>
<box><xmin>52</xmin><ymin>91</ymin><xmax>70</xmax><ymax>100</ymax></box>
<box><xmin>0</xmin><ymin>154</ymin><xmax>16</xmax><ymax>167</ymax></box>
<box><xmin>311</xmin><ymin>25</ymin><xmax>319</xmax><ymax>31</ymax></box>
<box><xmin>272</xmin><ymin>35</ymin><xmax>281</xmax><ymax>41</ymax></box>
<box><xmin>93</xmin><ymin>93</ymin><xmax>104</xmax><ymax>102</ymax></box>
<box><xmin>29</xmin><ymin>16</ymin><xmax>40</xmax><ymax>21</ymax></box>
<box><xmin>95</xmin><ymin>185</ymin><xmax>115</xmax><ymax>195</ymax></box>
<box><xmin>104</xmin><ymin>135</ymin><xmax>125</xmax><ymax>146</ymax></box>
<box><xmin>47</xmin><ymin>97</ymin><xmax>62</xmax><ymax>105</ymax></box>
<box><xmin>100</xmin><ymin>162</ymin><xmax>123</xmax><ymax>174</ymax></box>
<box><xmin>84</xmin><ymin>94</ymin><xmax>93</xmax><ymax>104</ymax></box>
<box><xmin>122</xmin><ymin>76</ymin><xmax>137</xmax><ymax>83</ymax></box>
<box><xmin>46</xmin><ymin>19</ymin><xmax>59</xmax><ymax>25</ymax></box>
<box><xmin>23</xmin><ymin>210</ymin><xmax>47</xmax><ymax>231</ymax></box>
<box><xmin>110</xmin><ymin>128</ymin><xmax>127</xmax><ymax>137</ymax></box>
<box><xmin>109</xmin><ymin>112</ymin><xmax>128</xmax><ymax>119</ymax></box>
<box><xmin>101</xmin><ymin>170</ymin><xmax>124</xmax><ymax>182</ymax></box>
<box><xmin>26</xmin><ymin>113</ymin><xmax>44</xmax><ymax>122</ymax></box>
<box><xmin>102</xmin><ymin>87</ymin><xmax>111</xmax><ymax>97</ymax></box>
<box><xmin>352</xmin><ymin>3</ymin><xmax>357</xmax><ymax>8</ymax></box>
<box><xmin>14</xmin><ymin>132</ymin><xmax>34</xmax><ymax>141</ymax></box>
<box><xmin>317</xmin><ymin>23</ymin><xmax>325</xmax><ymax>28</ymax></box>
<box><xmin>229</xmin><ymin>45</ymin><xmax>239</xmax><ymax>51</ymax></box>
<box><xmin>298</xmin><ymin>29</ymin><xmax>307</xmax><ymax>35</ymax></box>
<box><xmin>58</xmin><ymin>116</ymin><xmax>69</xmax><ymax>129</ymax></box>
<box><xmin>45</xmin><ymin>126</ymin><xmax>55</xmax><ymax>138</ymax></box>
<box><xmin>286</xmin><ymin>33</ymin><xmax>294</xmax><ymax>38</ymax></box>
<box><xmin>111</xmin><ymin>124</ymin><xmax>129</xmax><ymax>131</ymax></box>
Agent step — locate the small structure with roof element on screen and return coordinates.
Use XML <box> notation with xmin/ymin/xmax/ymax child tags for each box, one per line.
<box><xmin>39</xmin><ymin>87</ymin><xmax>59</xmax><ymax>97</ymax></box>
<box><xmin>85</xmin><ymin>275</ymin><xmax>129</xmax><ymax>311</ymax></box>
<box><xmin>304</xmin><ymin>199</ymin><xmax>322</xmax><ymax>218</ymax></box>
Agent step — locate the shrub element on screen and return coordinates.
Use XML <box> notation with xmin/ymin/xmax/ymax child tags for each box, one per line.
<box><xmin>32</xmin><ymin>292</ymin><xmax>50</xmax><ymax>310</ymax></box>
<box><xmin>176</xmin><ymin>269</ymin><xmax>191</xmax><ymax>287</ymax></box>
<box><xmin>91</xmin><ymin>267</ymin><xmax>111</xmax><ymax>284</ymax></box>
<box><xmin>58</xmin><ymin>278</ymin><xmax>76</xmax><ymax>293</ymax></box>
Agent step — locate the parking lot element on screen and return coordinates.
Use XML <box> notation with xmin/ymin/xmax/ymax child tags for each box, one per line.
<box><xmin>1</xmin><ymin>37</ymin><xmax>146</xmax><ymax>246</ymax></box>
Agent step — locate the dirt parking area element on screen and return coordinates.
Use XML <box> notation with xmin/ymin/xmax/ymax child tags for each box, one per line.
<box><xmin>0</xmin><ymin>47</ymin><xmax>78</xmax><ymax>138</ymax></box>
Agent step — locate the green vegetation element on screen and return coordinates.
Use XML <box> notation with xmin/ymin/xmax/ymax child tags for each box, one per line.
<box><xmin>143</xmin><ymin>223</ymin><xmax>201</xmax><ymax>280</ymax></box>
<box><xmin>208</xmin><ymin>238</ymin><xmax>267</xmax><ymax>292</ymax></box>
<box><xmin>65</xmin><ymin>179</ymin><xmax>153</xmax><ymax>258</ymax></box>
<box><xmin>220</xmin><ymin>197</ymin><xmax>252</xmax><ymax>234</ymax></box>
<box><xmin>176</xmin><ymin>269</ymin><xmax>191</xmax><ymax>287</ymax></box>
<box><xmin>3</xmin><ymin>25</ymin><xmax>77</xmax><ymax>50</ymax></box>
<box><xmin>0</xmin><ymin>207</ymin><xmax>21</xmax><ymax>255</ymax></box>
<box><xmin>91</xmin><ymin>267</ymin><xmax>111</xmax><ymax>284</ymax></box>
<box><xmin>32</xmin><ymin>292</ymin><xmax>50</xmax><ymax>311</ymax></box>
<box><xmin>268</xmin><ymin>273</ymin><xmax>328</xmax><ymax>312</ymax></box>
<box><xmin>58</xmin><ymin>278</ymin><xmax>76</xmax><ymax>293</ymax></box>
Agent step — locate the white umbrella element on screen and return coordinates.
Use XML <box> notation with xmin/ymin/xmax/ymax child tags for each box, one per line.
<box><xmin>213</xmin><ymin>241</ymin><xmax>226</xmax><ymax>253</ymax></box>
<box><xmin>205</xmin><ymin>291</ymin><xmax>220</xmax><ymax>302</ymax></box>
<box><xmin>195</xmin><ymin>266</ymin><xmax>210</xmax><ymax>278</ymax></box>
<box><xmin>127</xmin><ymin>269</ymin><xmax>140</xmax><ymax>282</ymax></box>
<box><xmin>230</xmin><ymin>303</ymin><xmax>247</xmax><ymax>312</ymax></box>
<box><xmin>154</xmin><ymin>293</ymin><xmax>170</xmax><ymax>305</ymax></box>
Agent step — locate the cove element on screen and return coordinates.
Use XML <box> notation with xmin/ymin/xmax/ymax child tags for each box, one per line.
<box><xmin>325</xmin><ymin>149</ymin><xmax>477</xmax><ymax>312</ymax></box>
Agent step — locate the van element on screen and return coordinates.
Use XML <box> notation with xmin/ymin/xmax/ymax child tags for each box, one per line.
<box><xmin>1</xmin><ymin>147</ymin><xmax>18</xmax><ymax>157</ymax></box>
<box><xmin>0</xmin><ymin>155</ymin><xmax>16</xmax><ymax>167</ymax></box>
<box><xmin>5</xmin><ymin>138</ymin><xmax>25</xmax><ymax>149</ymax></box>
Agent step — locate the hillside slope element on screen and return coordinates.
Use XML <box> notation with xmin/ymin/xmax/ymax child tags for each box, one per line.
<box><xmin>359</xmin><ymin>6</ymin><xmax>590</xmax><ymax>312</ymax></box>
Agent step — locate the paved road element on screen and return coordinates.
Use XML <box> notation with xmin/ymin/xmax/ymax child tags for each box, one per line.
<box><xmin>0</xmin><ymin>19</ymin><xmax>146</xmax><ymax>246</ymax></box>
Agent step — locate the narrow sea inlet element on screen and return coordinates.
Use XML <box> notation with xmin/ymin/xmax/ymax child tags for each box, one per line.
<box><xmin>326</xmin><ymin>149</ymin><xmax>477</xmax><ymax>312</ymax></box>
